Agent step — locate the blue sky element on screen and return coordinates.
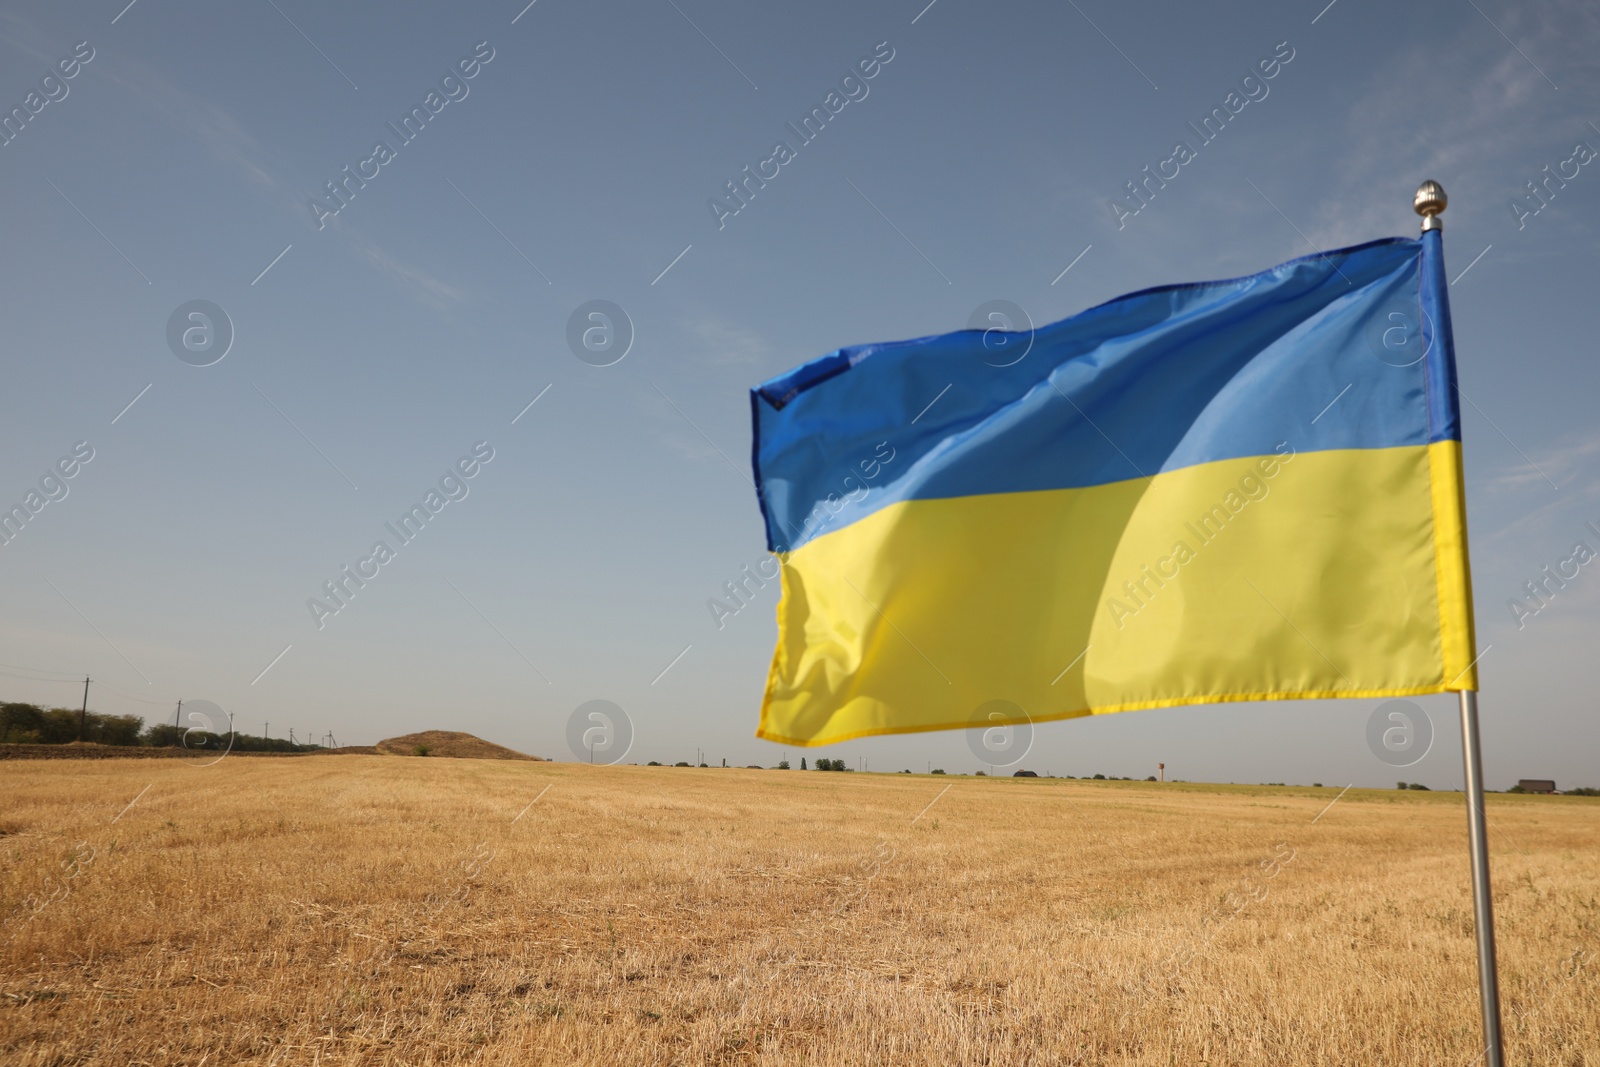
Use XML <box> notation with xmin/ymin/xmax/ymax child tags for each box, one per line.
<box><xmin>1</xmin><ymin>0</ymin><xmax>1596</xmax><ymax>788</ymax></box>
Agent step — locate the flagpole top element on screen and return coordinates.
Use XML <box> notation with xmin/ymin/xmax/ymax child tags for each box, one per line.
<box><xmin>1414</xmin><ymin>180</ymin><xmax>1447</xmax><ymax>232</ymax></box>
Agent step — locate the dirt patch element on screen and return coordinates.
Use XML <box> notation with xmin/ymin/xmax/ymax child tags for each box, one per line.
<box><xmin>374</xmin><ymin>730</ymin><xmax>545</xmax><ymax>761</ymax></box>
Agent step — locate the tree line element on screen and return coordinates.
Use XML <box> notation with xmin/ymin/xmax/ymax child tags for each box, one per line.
<box><xmin>0</xmin><ymin>702</ymin><xmax>319</xmax><ymax>752</ymax></box>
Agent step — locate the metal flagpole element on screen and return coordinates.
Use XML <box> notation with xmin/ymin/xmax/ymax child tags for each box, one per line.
<box><xmin>1459</xmin><ymin>690</ymin><xmax>1504</xmax><ymax>1066</ymax></box>
<box><xmin>1416</xmin><ymin>179</ymin><xmax>1504</xmax><ymax>1067</ymax></box>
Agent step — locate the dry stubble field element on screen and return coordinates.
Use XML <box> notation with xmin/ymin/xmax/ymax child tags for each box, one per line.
<box><xmin>1</xmin><ymin>755</ymin><xmax>1597</xmax><ymax>1066</ymax></box>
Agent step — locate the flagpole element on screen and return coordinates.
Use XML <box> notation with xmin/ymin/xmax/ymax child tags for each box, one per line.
<box><xmin>1416</xmin><ymin>179</ymin><xmax>1504</xmax><ymax>1067</ymax></box>
<box><xmin>1459</xmin><ymin>690</ymin><xmax>1504</xmax><ymax>1066</ymax></box>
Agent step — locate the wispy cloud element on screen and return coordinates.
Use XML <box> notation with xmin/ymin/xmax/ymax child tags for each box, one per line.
<box><xmin>1486</xmin><ymin>431</ymin><xmax>1600</xmax><ymax>494</ymax></box>
<box><xmin>327</xmin><ymin>218</ymin><xmax>471</xmax><ymax>308</ymax></box>
<box><xmin>1477</xmin><ymin>428</ymin><xmax>1600</xmax><ymax>549</ymax></box>
<box><xmin>0</xmin><ymin>10</ymin><xmax>56</xmax><ymax>66</ymax></box>
<box><xmin>85</xmin><ymin>55</ymin><xmax>468</xmax><ymax>308</ymax></box>
<box><xmin>1304</xmin><ymin>0</ymin><xmax>1599</xmax><ymax>250</ymax></box>
<box><xmin>683</xmin><ymin>316</ymin><xmax>775</xmax><ymax>368</ymax></box>
<box><xmin>90</xmin><ymin>55</ymin><xmax>287</xmax><ymax>196</ymax></box>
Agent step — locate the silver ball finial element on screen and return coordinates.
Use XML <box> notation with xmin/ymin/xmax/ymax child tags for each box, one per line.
<box><xmin>1414</xmin><ymin>180</ymin><xmax>1447</xmax><ymax>232</ymax></box>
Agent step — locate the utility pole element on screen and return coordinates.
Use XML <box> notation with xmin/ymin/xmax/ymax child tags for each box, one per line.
<box><xmin>174</xmin><ymin>700</ymin><xmax>183</xmax><ymax>727</ymax></box>
<box><xmin>77</xmin><ymin>676</ymin><xmax>89</xmax><ymax>742</ymax></box>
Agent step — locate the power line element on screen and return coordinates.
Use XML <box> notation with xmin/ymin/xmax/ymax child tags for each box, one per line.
<box><xmin>0</xmin><ymin>658</ymin><xmax>85</xmax><ymax>678</ymax></box>
<box><xmin>0</xmin><ymin>669</ymin><xmax>84</xmax><ymax>685</ymax></box>
<box><xmin>0</xmin><ymin>666</ymin><xmax>87</xmax><ymax>684</ymax></box>
<box><xmin>88</xmin><ymin>678</ymin><xmax>178</xmax><ymax>706</ymax></box>
<box><xmin>0</xmin><ymin>660</ymin><xmax>176</xmax><ymax>705</ymax></box>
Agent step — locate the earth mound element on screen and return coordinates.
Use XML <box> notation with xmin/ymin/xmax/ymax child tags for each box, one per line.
<box><xmin>374</xmin><ymin>730</ymin><xmax>545</xmax><ymax>761</ymax></box>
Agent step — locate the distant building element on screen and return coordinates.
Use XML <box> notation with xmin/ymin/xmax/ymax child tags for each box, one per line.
<box><xmin>1517</xmin><ymin>779</ymin><xmax>1557</xmax><ymax>794</ymax></box>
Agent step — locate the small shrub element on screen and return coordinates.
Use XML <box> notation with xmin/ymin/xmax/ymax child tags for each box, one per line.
<box><xmin>414</xmin><ymin>745</ymin><xmax>430</xmax><ymax>757</ymax></box>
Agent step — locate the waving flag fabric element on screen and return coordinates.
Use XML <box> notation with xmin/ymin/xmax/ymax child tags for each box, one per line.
<box><xmin>750</xmin><ymin>233</ymin><xmax>1476</xmax><ymax>747</ymax></box>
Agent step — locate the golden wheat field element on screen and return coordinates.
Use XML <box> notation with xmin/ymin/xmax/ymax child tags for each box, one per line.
<box><xmin>2</xmin><ymin>756</ymin><xmax>1596</xmax><ymax>1066</ymax></box>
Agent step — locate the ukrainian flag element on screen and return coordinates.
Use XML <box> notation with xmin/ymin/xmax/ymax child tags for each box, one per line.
<box><xmin>751</xmin><ymin>232</ymin><xmax>1476</xmax><ymax>747</ymax></box>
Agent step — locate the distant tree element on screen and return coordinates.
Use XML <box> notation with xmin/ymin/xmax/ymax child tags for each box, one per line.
<box><xmin>776</xmin><ymin>760</ymin><xmax>790</xmax><ymax>769</ymax></box>
<box><xmin>143</xmin><ymin>723</ymin><xmax>185</xmax><ymax>747</ymax></box>
<box><xmin>1397</xmin><ymin>781</ymin><xmax>1409</xmax><ymax>790</ymax></box>
<box><xmin>974</xmin><ymin>771</ymin><xmax>986</xmax><ymax>776</ymax></box>
<box><xmin>0</xmin><ymin>702</ymin><xmax>46</xmax><ymax>743</ymax></box>
<box><xmin>1313</xmin><ymin>783</ymin><xmax>1323</xmax><ymax>788</ymax></box>
<box><xmin>39</xmin><ymin>708</ymin><xmax>81</xmax><ymax>744</ymax></box>
<box><xmin>674</xmin><ymin>761</ymin><xmax>690</xmax><ymax>767</ymax></box>
<box><xmin>647</xmin><ymin>761</ymin><xmax>662</xmax><ymax>766</ymax></box>
<box><xmin>93</xmin><ymin>714</ymin><xmax>143</xmax><ymax>746</ymax></box>
<box><xmin>1409</xmin><ymin>783</ymin><xmax>1430</xmax><ymax>791</ymax></box>
<box><xmin>1</xmin><ymin>704</ymin><xmax>145</xmax><ymax>746</ymax></box>
<box><xmin>1092</xmin><ymin>774</ymin><xmax>1106</xmax><ymax>780</ymax></box>
<box><xmin>1567</xmin><ymin>787</ymin><xmax>1600</xmax><ymax>796</ymax></box>
<box><xmin>1144</xmin><ymin>775</ymin><xmax>1157</xmax><ymax>781</ymax></box>
<box><xmin>800</xmin><ymin>757</ymin><xmax>806</xmax><ymax>770</ymax></box>
<box><xmin>931</xmin><ymin>768</ymin><xmax>945</xmax><ymax>775</ymax></box>
<box><xmin>1506</xmin><ymin>783</ymin><xmax>1525</xmax><ymax>793</ymax></box>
